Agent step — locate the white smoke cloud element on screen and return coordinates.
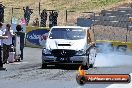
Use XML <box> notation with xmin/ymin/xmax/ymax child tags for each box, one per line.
<box><xmin>95</xmin><ymin>43</ymin><xmax>132</xmax><ymax>67</ymax></box>
<box><xmin>95</xmin><ymin>53</ymin><xmax>132</xmax><ymax>67</ymax></box>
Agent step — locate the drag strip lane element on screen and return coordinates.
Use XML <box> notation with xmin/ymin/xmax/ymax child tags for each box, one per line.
<box><xmin>0</xmin><ymin>48</ymin><xmax>132</xmax><ymax>88</ymax></box>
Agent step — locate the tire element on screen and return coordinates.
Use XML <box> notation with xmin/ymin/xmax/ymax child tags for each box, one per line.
<box><xmin>55</xmin><ymin>64</ymin><xmax>61</xmax><ymax>69</ymax></box>
<box><xmin>17</xmin><ymin>59</ymin><xmax>21</xmax><ymax>62</ymax></box>
<box><xmin>42</xmin><ymin>63</ymin><xmax>47</xmax><ymax>69</ymax></box>
<box><xmin>89</xmin><ymin>64</ymin><xmax>94</xmax><ymax>68</ymax></box>
<box><xmin>82</xmin><ymin>51</ymin><xmax>89</xmax><ymax>70</ymax></box>
<box><xmin>117</xmin><ymin>45</ymin><xmax>127</xmax><ymax>53</ymax></box>
<box><xmin>42</xmin><ymin>58</ymin><xmax>47</xmax><ymax>69</ymax></box>
<box><xmin>88</xmin><ymin>47</ymin><xmax>97</xmax><ymax>68</ymax></box>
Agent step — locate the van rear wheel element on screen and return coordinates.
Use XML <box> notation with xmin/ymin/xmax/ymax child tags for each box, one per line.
<box><xmin>81</xmin><ymin>63</ymin><xmax>89</xmax><ymax>70</ymax></box>
<box><xmin>88</xmin><ymin>47</ymin><xmax>96</xmax><ymax>68</ymax></box>
<box><xmin>89</xmin><ymin>64</ymin><xmax>94</xmax><ymax>68</ymax></box>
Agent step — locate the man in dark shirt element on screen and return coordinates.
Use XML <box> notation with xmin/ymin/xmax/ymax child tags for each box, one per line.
<box><xmin>0</xmin><ymin>22</ymin><xmax>8</xmax><ymax>70</ymax></box>
<box><xmin>49</xmin><ymin>12</ymin><xmax>53</xmax><ymax>28</ymax></box>
<box><xmin>0</xmin><ymin>4</ymin><xmax>5</xmax><ymax>22</ymax></box>
<box><xmin>15</xmin><ymin>25</ymin><xmax>25</xmax><ymax>60</ymax></box>
<box><xmin>52</xmin><ymin>11</ymin><xmax>58</xmax><ymax>26</ymax></box>
<box><xmin>40</xmin><ymin>9</ymin><xmax>47</xmax><ymax>27</ymax></box>
<box><xmin>23</xmin><ymin>6</ymin><xmax>33</xmax><ymax>25</ymax></box>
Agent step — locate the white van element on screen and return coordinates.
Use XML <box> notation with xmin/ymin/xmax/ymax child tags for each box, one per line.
<box><xmin>42</xmin><ymin>26</ymin><xmax>97</xmax><ymax>69</ymax></box>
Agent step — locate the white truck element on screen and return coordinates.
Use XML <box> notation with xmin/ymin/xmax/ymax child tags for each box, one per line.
<box><xmin>42</xmin><ymin>26</ymin><xmax>97</xmax><ymax>69</ymax></box>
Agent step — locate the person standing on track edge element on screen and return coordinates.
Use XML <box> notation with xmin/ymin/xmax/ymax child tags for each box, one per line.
<box><xmin>15</xmin><ymin>25</ymin><xmax>25</xmax><ymax>60</ymax></box>
<box><xmin>0</xmin><ymin>22</ymin><xmax>8</xmax><ymax>70</ymax></box>
<box><xmin>40</xmin><ymin>9</ymin><xmax>47</xmax><ymax>27</ymax></box>
<box><xmin>23</xmin><ymin>6</ymin><xmax>33</xmax><ymax>26</ymax></box>
<box><xmin>49</xmin><ymin>12</ymin><xmax>53</xmax><ymax>28</ymax></box>
<box><xmin>0</xmin><ymin>4</ymin><xmax>5</xmax><ymax>23</ymax></box>
<box><xmin>3</xmin><ymin>24</ymin><xmax>14</xmax><ymax>64</ymax></box>
<box><xmin>52</xmin><ymin>11</ymin><xmax>58</xmax><ymax>26</ymax></box>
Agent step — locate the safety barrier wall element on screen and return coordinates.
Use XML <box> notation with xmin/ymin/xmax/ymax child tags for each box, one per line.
<box><xmin>25</xmin><ymin>26</ymin><xmax>49</xmax><ymax>48</ymax></box>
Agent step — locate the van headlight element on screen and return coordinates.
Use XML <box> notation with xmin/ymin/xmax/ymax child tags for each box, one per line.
<box><xmin>42</xmin><ymin>48</ymin><xmax>51</xmax><ymax>54</ymax></box>
<box><xmin>76</xmin><ymin>49</ymin><xmax>86</xmax><ymax>55</ymax></box>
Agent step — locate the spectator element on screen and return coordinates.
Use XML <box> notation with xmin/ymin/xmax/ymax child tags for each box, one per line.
<box><xmin>23</xmin><ymin>6</ymin><xmax>33</xmax><ymax>25</ymax></box>
<box><xmin>52</xmin><ymin>11</ymin><xmax>58</xmax><ymax>26</ymax></box>
<box><xmin>3</xmin><ymin>24</ymin><xmax>14</xmax><ymax>64</ymax></box>
<box><xmin>15</xmin><ymin>25</ymin><xmax>25</xmax><ymax>60</ymax></box>
<box><xmin>33</xmin><ymin>18</ymin><xmax>39</xmax><ymax>26</ymax></box>
<box><xmin>40</xmin><ymin>9</ymin><xmax>47</xmax><ymax>27</ymax></box>
<box><xmin>0</xmin><ymin>4</ymin><xmax>5</xmax><ymax>22</ymax></box>
<box><xmin>0</xmin><ymin>22</ymin><xmax>8</xmax><ymax>70</ymax></box>
<box><xmin>49</xmin><ymin>12</ymin><xmax>53</xmax><ymax>28</ymax></box>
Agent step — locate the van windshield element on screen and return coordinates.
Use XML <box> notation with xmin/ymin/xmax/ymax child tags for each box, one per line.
<box><xmin>49</xmin><ymin>28</ymin><xmax>86</xmax><ymax>40</ymax></box>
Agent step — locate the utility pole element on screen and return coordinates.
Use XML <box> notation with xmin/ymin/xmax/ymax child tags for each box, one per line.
<box><xmin>39</xmin><ymin>2</ymin><xmax>41</xmax><ymax>16</ymax></box>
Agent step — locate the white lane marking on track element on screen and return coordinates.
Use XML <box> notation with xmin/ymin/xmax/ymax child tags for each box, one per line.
<box><xmin>106</xmin><ymin>73</ymin><xmax>132</xmax><ymax>88</ymax></box>
<box><xmin>10</xmin><ymin>62</ymin><xmax>28</xmax><ymax>65</ymax></box>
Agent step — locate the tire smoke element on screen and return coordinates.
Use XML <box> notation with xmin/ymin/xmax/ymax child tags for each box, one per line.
<box><xmin>95</xmin><ymin>43</ymin><xmax>132</xmax><ymax>67</ymax></box>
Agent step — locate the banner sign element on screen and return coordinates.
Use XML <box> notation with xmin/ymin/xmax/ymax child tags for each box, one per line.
<box><xmin>77</xmin><ymin>18</ymin><xmax>93</xmax><ymax>27</ymax></box>
<box><xmin>26</xmin><ymin>29</ymin><xmax>49</xmax><ymax>46</ymax></box>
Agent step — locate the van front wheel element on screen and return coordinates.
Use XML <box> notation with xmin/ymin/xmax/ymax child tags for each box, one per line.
<box><xmin>82</xmin><ymin>51</ymin><xmax>89</xmax><ymax>70</ymax></box>
<box><xmin>42</xmin><ymin>63</ymin><xmax>47</xmax><ymax>69</ymax></box>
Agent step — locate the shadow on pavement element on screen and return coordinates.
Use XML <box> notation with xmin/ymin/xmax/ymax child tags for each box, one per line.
<box><xmin>40</xmin><ymin>64</ymin><xmax>80</xmax><ymax>70</ymax></box>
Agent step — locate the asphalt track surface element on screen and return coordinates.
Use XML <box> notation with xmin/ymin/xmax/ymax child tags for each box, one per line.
<box><xmin>0</xmin><ymin>47</ymin><xmax>132</xmax><ymax>88</ymax></box>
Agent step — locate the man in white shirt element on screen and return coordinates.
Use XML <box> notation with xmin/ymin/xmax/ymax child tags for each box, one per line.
<box><xmin>3</xmin><ymin>24</ymin><xmax>14</xmax><ymax>64</ymax></box>
<box><xmin>0</xmin><ymin>22</ymin><xmax>8</xmax><ymax>69</ymax></box>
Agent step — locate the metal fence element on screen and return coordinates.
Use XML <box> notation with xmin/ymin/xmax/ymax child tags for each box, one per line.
<box><xmin>92</xmin><ymin>7</ymin><xmax>132</xmax><ymax>42</ymax></box>
<box><xmin>4</xmin><ymin>7</ymin><xmax>12</xmax><ymax>23</ymax></box>
<box><xmin>38</xmin><ymin>8</ymin><xmax>132</xmax><ymax>42</ymax></box>
<box><xmin>65</xmin><ymin>10</ymin><xmax>95</xmax><ymax>26</ymax></box>
<box><xmin>2</xmin><ymin>3</ymin><xmax>132</xmax><ymax>42</ymax></box>
<box><xmin>3</xmin><ymin>5</ymin><xmax>39</xmax><ymax>25</ymax></box>
<box><xmin>65</xmin><ymin>7</ymin><xmax>132</xmax><ymax>42</ymax></box>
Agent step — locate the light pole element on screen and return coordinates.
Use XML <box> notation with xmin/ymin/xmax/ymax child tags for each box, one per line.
<box><xmin>39</xmin><ymin>2</ymin><xmax>41</xmax><ymax>16</ymax></box>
